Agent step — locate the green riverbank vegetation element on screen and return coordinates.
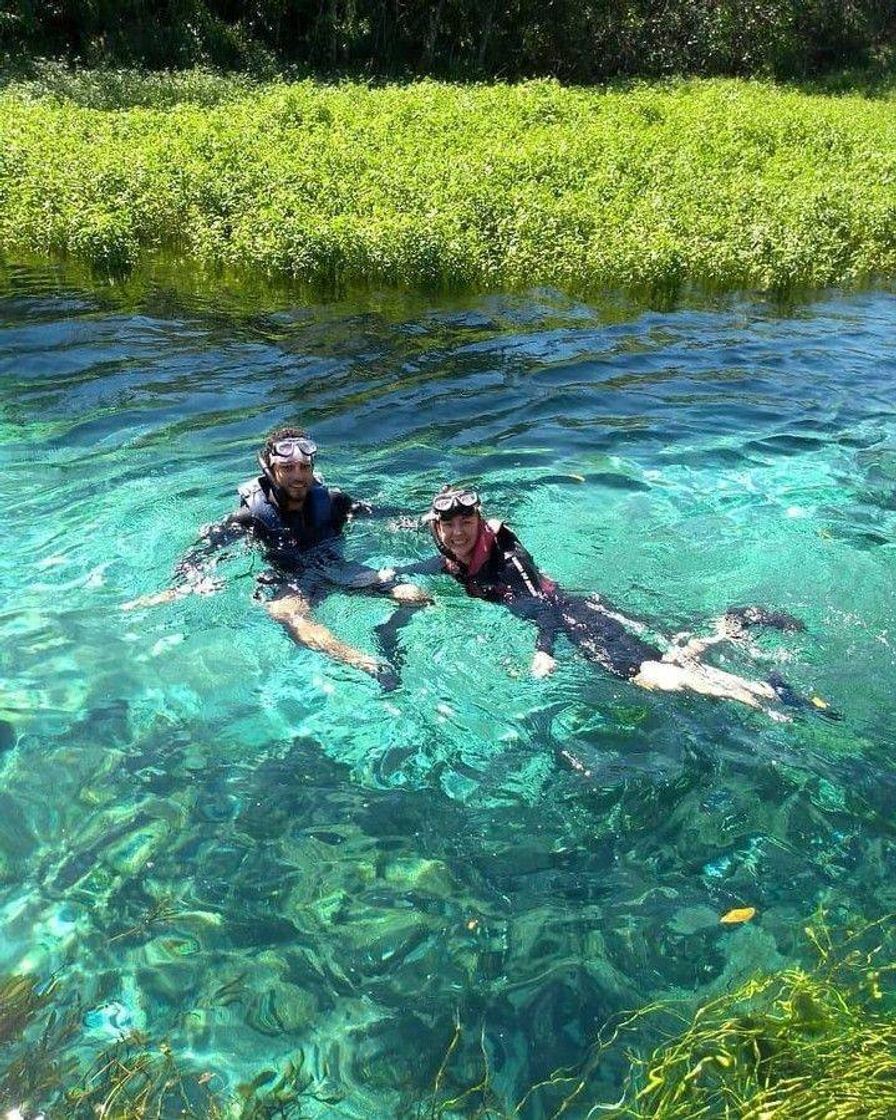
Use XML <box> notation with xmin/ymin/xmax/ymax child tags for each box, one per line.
<box><xmin>2</xmin><ymin>73</ymin><xmax>896</xmax><ymax>299</ymax></box>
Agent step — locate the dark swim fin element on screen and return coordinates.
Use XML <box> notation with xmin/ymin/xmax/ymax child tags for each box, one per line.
<box><xmin>726</xmin><ymin>606</ymin><xmax>806</xmax><ymax>632</ymax></box>
<box><xmin>768</xmin><ymin>671</ymin><xmax>842</xmax><ymax>721</ymax></box>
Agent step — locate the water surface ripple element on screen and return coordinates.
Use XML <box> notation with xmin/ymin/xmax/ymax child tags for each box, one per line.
<box><xmin>1</xmin><ymin>266</ymin><xmax>894</xmax><ymax>1115</ymax></box>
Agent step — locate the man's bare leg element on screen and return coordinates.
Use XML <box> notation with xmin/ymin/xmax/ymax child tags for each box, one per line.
<box><xmin>266</xmin><ymin>592</ymin><xmax>386</xmax><ymax>681</ymax></box>
<box><xmin>667</xmin><ymin>605</ymin><xmax>806</xmax><ymax>660</ymax></box>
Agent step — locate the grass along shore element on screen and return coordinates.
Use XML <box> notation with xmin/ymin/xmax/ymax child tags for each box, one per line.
<box><xmin>2</xmin><ymin>73</ymin><xmax>896</xmax><ymax>298</ymax></box>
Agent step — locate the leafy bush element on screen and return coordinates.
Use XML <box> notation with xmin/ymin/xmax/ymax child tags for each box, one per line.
<box><xmin>1</xmin><ymin>75</ymin><xmax>895</xmax><ymax>296</ymax></box>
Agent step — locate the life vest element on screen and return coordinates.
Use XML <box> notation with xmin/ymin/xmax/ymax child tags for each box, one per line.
<box><xmin>237</xmin><ymin>477</ymin><xmax>335</xmax><ymax>543</ymax></box>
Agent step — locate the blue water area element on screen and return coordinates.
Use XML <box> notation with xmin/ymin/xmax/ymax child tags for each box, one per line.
<box><xmin>0</xmin><ymin>262</ymin><xmax>894</xmax><ymax>1116</ymax></box>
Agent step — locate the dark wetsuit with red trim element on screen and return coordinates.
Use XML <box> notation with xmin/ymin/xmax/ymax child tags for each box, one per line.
<box><xmin>441</xmin><ymin>522</ymin><xmax>662</xmax><ymax>679</ymax></box>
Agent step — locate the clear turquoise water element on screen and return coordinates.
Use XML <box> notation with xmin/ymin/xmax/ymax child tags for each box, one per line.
<box><xmin>1</xmin><ymin>262</ymin><xmax>895</xmax><ymax>1115</ymax></box>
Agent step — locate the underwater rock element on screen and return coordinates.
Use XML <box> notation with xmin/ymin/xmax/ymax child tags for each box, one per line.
<box><xmin>104</xmin><ymin>817</ymin><xmax>169</xmax><ymax>876</ymax></box>
<box><xmin>668</xmin><ymin>905</ymin><xmax>720</xmax><ymax>935</ymax></box>
<box><xmin>580</xmin><ymin>929</ymin><xmax>636</xmax><ymax>1003</ymax></box>
<box><xmin>141</xmin><ymin>934</ymin><xmax>202</xmax><ymax>966</ymax></box>
<box><xmin>0</xmin><ymin>719</ymin><xmax>16</xmax><ymax>753</ymax></box>
<box><xmin>713</xmin><ymin>923</ymin><xmax>786</xmax><ymax>991</ymax></box>
<box><xmin>382</xmin><ymin>856</ymin><xmax>456</xmax><ymax>896</ymax></box>
<box><xmin>0</xmin><ymin>793</ymin><xmax>38</xmax><ymax>857</ymax></box>
<box><xmin>74</xmin><ymin>699</ymin><xmax>131</xmax><ymax>745</ymax></box>
<box><xmin>182</xmin><ymin>746</ymin><xmax>207</xmax><ymax>772</ymax></box>
<box><xmin>227</xmin><ymin>916</ymin><xmax>302</xmax><ymax>949</ymax></box>
<box><xmin>245</xmin><ymin>980</ymin><xmax>317</xmax><ymax>1036</ymax></box>
<box><xmin>137</xmin><ymin>959</ymin><xmax>202</xmax><ymax>1005</ymax></box>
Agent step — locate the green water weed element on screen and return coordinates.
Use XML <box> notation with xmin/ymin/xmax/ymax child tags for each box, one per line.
<box><xmin>420</xmin><ymin>915</ymin><xmax>896</xmax><ymax>1119</ymax></box>
<box><xmin>0</xmin><ymin>975</ymin><xmax>82</xmax><ymax>1116</ymax></box>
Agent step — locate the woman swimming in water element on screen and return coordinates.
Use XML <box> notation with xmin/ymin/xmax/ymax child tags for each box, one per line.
<box><xmin>384</xmin><ymin>486</ymin><xmax>832</xmax><ymax>718</ymax></box>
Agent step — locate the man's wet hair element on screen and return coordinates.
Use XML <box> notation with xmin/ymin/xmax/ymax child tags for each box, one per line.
<box><xmin>260</xmin><ymin>425</ymin><xmax>308</xmax><ymax>462</ymax></box>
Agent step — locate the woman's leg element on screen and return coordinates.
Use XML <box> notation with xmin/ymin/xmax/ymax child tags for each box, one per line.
<box><xmin>632</xmin><ymin>657</ymin><xmax>778</xmax><ymax>710</ymax></box>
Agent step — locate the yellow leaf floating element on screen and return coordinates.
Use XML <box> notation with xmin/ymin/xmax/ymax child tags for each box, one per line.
<box><xmin>720</xmin><ymin>907</ymin><xmax>756</xmax><ymax>925</ymax></box>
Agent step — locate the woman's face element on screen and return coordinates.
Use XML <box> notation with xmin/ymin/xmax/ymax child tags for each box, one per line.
<box><xmin>436</xmin><ymin>512</ymin><xmax>481</xmax><ymax>564</ymax></box>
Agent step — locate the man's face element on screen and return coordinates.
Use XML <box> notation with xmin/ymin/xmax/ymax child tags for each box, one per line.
<box><xmin>270</xmin><ymin>458</ymin><xmax>314</xmax><ymax>504</ymax></box>
<box><xmin>436</xmin><ymin>512</ymin><xmax>481</xmax><ymax>564</ymax></box>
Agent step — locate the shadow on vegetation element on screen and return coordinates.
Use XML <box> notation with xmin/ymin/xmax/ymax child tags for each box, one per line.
<box><xmin>1</xmin><ymin>1</ymin><xmax>895</xmax><ymax>86</ymax></box>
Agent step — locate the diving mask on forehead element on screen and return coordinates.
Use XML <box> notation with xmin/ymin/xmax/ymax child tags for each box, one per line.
<box><xmin>267</xmin><ymin>437</ymin><xmax>317</xmax><ymax>465</ymax></box>
<box><xmin>429</xmin><ymin>488</ymin><xmax>481</xmax><ymax>520</ymax></box>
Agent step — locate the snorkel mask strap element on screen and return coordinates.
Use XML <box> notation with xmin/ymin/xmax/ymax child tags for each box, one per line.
<box><xmin>258</xmin><ymin>449</ymin><xmax>282</xmax><ymax>492</ymax></box>
<box><xmin>430</xmin><ymin>516</ymin><xmax>454</xmax><ymax>558</ymax></box>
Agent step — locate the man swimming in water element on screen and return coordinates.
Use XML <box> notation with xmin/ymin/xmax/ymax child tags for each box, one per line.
<box><xmin>123</xmin><ymin>426</ymin><xmax>427</xmax><ymax>686</ymax></box>
<box><xmin>384</xmin><ymin>485</ymin><xmax>831</xmax><ymax>717</ymax></box>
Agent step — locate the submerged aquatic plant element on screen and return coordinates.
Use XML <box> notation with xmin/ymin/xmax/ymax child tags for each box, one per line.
<box><xmin>63</xmin><ymin>1035</ymin><xmax>227</xmax><ymax>1120</ymax></box>
<box><xmin>628</xmin><ymin>967</ymin><xmax>896</xmax><ymax>1118</ymax></box>
<box><xmin>2</xmin><ymin>917</ymin><xmax>895</xmax><ymax>1119</ymax></box>
<box><xmin>421</xmin><ymin>916</ymin><xmax>896</xmax><ymax>1119</ymax></box>
<box><xmin>0</xmin><ymin>974</ymin><xmax>83</xmax><ymax>1112</ymax></box>
<box><xmin>614</xmin><ymin>917</ymin><xmax>896</xmax><ymax>1119</ymax></box>
<box><xmin>0</xmin><ymin>974</ymin><xmax>54</xmax><ymax>1045</ymax></box>
<box><xmin>0</xmin><ymin>972</ymin><xmax>225</xmax><ymax>1119</ymax></box>
<box><xmin>0</xmin><ymin>970</ymin><xmax>319</xmax><ymax>1119</ymax></box>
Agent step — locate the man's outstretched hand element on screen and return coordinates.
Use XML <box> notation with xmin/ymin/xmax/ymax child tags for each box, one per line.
<box><xmin>531</xmin><ymin>651</ymin><xmax>557</xmax><ymax>678</ymax></box>
<box><xmin>390</xmin><ymin>582</ymin><xmax>432</xmax><ymax>604</ymax></box>
<box><xmin>121</xmin><ymin>576</ymin><xmax>221</xmax><ymax>611</ymax></box>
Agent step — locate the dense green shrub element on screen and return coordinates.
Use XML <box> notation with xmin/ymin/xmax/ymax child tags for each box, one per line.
<box><xmin>2</xmin><ymin>75</ymin><xmax>895</xmax><ymax>296</ymax></box>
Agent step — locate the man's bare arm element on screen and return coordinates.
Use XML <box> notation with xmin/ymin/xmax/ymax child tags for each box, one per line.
<box><xmin>121</xmin><ymin>515</ymin><xmax>248</xmax><ymax>611</ymax></box>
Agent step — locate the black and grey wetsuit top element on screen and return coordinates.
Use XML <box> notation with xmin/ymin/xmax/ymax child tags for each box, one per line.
<box><xmin>230</xmin><ymin>476</ymin><xmax>356</xmax><ymax>565</ymax></box>
<box><xmin>441</xmin><ymin>522</ymin><xmax>662</xmax><ymax>679</ymax></box>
